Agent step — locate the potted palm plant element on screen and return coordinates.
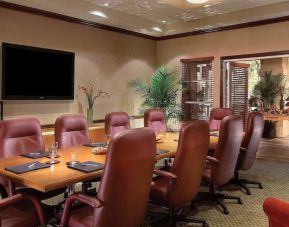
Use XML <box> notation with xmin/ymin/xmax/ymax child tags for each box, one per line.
<box><xmin>129</xmin><ymin>65</ymin><xmax>182</xmax><ymax>127</ymax></box>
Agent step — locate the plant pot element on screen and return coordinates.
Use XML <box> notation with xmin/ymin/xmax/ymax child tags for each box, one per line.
<box><xmin>87</xmin><ymin>108</ymin><xmax>93</xmax><ymax>126</ymax></box>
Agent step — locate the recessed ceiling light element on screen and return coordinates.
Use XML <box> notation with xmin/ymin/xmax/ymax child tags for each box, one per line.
<box><xmin>187</xmin><ymin>0</ymin><xmax>208</xmax><ymax>4</ymax></box>
<box><xmin>152</xmin><ymin>27</ymin><xmax>163</xmax><ymax>32</ymax></box>
<box><xmin>162</xmin><ymin>20</ymin><xmax>167</xmax><ymax>23</ymax></box>
<box><xmin>104</xmin><ymin>3</ymin><xmax>109</xmax><ymax>6</ymax></box>
<box><xmin>89</xmin><ymin>11</ymin><xmax>108</xmax><ymax>18</ymax></box>
<box><xmin>204</xmin><ymin>4</ymin><xmax>210</xmax><ymax>7</ymax></box>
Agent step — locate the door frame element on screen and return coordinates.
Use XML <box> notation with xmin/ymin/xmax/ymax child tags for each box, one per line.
<box><xmin>220</xmin><ymin>50</ymin><xmax>289</xmax><ymax>107</ymax></box>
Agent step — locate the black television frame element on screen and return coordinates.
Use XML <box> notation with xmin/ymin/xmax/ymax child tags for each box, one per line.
<box><xmin>2</xmin><ymin>42</ymin><xmax>75</xmax><ymax>100</ymax></box>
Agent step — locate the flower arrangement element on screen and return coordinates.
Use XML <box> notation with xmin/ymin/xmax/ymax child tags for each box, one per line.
<box><xmin>79</xmin><ymin>79</ymin><xmax>110</xmax><ymax>109</ymax></box>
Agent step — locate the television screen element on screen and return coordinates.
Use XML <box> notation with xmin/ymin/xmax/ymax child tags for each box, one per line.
<box><xmin>2</xmin><ymin>43</ymin><xmax>75</xmax><ymax>100</ymax></box>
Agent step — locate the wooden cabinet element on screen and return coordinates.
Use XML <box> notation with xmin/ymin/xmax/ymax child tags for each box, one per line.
<box><xmin>181</xmin><ymin>57</ymin><xmax>214</xmax><ymax>121</ymax></box>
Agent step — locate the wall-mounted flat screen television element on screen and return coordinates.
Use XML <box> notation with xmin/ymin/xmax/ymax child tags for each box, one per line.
<box><xmin>2</xmin><ymin>43</ymin><xmax>75</xmax><ymax>100</ymax></box>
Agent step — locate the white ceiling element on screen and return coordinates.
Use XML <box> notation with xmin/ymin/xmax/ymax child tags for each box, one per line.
<box><xmin>3</xmin><ymin>0</ymin><xmax>289</xmax><ymax>37</ymax></box>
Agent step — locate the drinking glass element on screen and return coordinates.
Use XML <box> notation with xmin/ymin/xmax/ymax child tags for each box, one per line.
<box><xmin>46</xmin><ymin>142</ymin><xmax>60</xmax><ymax>164</ymax></box>
<box><xmin>66</xmin><ymin>150</ymin><xmax>80</xmax><ymax>165</ymax></box>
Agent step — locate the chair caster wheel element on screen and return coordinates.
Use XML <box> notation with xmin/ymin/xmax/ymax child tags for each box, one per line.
<box><xmin>238</xmin><ymin>198</ymin><xmax>243</xmax><ymax>204</ymax></box>
<box><xmin>259</xmin><ymin>184</ymin><xmax>263</xmax><ymax>189</ymax></box>
<box><xmin>224</xmin><ymin>210</ymin><xmax>229</xmax><ymax>215</ymax></box>
<box><xmin>246</xmin><ymin>191</ymin><xmax>251</xmax><ymax>195</ymax></box>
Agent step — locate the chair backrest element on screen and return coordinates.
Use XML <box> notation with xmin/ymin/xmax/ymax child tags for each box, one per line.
<box><xmin>94</xmin><ymin>128</ymin><xmax>156</xmax><ymax>227</ymax></box>
<box><xmin>104</xmin><ymin>112</ymin><xmax>131</xmax><ymax>136</ymax></box>
<box><xmin>236</xmin><ymin>112</ymin><xmax>264</xmax><ymax>171</ymax></box>
<box><xmin>54</xmin><ymin>114</ymin><xmax>90</xmax><ymax>149</ymax></box>
<box><xmin>209</xmin><ymin>108</ymin><xmax>234</xmax><ymax>131</ymax></box>
<box><xmin>263</xmin><ymin>197</ymin><xmax>289</xmax><ymax>227</ymax></box>
<box><xmin>211</xmin><ymin>115</ymin><xmax>243</xmax><ymax>186</ymax></box>
<box><xmin>0</xmin><ymin>118</ymin><xmax>44</xmax><ymax>195</ymax></box>
<box><xmin>168</xmin><ymin>121</ymin><xmax>209</xmax><ymax>207</ymax></box>
<box><xmin>144</xmin><ymin>109</ymin><xmax>167</xmax><ymax>133</ymax></box>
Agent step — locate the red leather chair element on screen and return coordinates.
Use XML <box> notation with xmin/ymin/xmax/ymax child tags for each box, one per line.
<box><xmin>0</xmin><ymin>118</ymin><xmax>45</xmax><ymax>197</ymax></box>
<box><xmin>150</xmin><ymin>121</ymin><xmax>209</xmax><ymax>227</ymax></box>
<box><xmin>60</xmin><ymin>128</ymin><xmax>156</xmax><ymax>227</ymax></box>
<box><xmin>0</xmin><ymin>193</ymin><xmax>45</xmax><ymax>227</ymax></box>
<box><xmin>55</xmin><ymin>114</ymin><xmax>90</xmax><ymax>149</ymax></box>
<box><xmin>209</xmin><ymin>108</ymin><xmax>233</xmax><ymax>131</ymax></box>
<box><xmin>144</xmin><ymin>108</ymin><xmax>167</xmax><ymax>133</ymax></box>
<box><xmin>104</xmin><ymin>112</ymin><xmax>131</xmax><ymax>136</ymax></box>
<box><xmin>263</xmin><ymin>197</ymin><xmax>289</xmax><ymax>227</ymax></box>
<box><xmin>203</xmin><ymin>115</ymin><xmax>243</xmax><ymax>214</ymax></box>
<box><xmin>234</xmin><ymin>112</ymin><xmax>264</xmax><ymax>195</ymax></box>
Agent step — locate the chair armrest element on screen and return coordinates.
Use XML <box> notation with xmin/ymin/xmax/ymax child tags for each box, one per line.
<box><xmin>263</xmin><ymin>197</ymin><xmax>289</xmax><ymax>225</ymax></box>
<box><xmin>240</xmin><ymin>147</ymin><xmax>248</xmax><ymax>153</ymax></box>
<box><xmin>0</xmin><ymin>193</ymin><xmax>45</xmax><ymax>225</ymax></box>
<box><xmin>61</xmin><ymin>192</ymin><xmax>103</xmax><ymax>227</ymax></box>
<box><xmin>153</xmin><ymin>169</ymin><xmax>177</xmax><ymax>179</ymax></box>
<box><xmin>206</xmin><ymin>156</ymin><xmax>219</xmax><ymax>164</ymax></box>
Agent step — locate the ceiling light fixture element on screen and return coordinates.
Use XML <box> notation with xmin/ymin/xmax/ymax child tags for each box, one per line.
<box><xmin>104</xmin><ymin>3</ymin><xmax>109</xmax><ymax>6</ymax></box>
<box><xmin>89</xmin><ymin>11</ymin><xmax>108</xmax><ymax>18</ymax></box>
<box><xmin>187</xmin><ymin>0</ymin><xmax>208</xmax><ymax>4</ymax></box>
<box><xmin>152</xmin><ymin>27</ymin><xmax>163</xmax><ymax>32</ymax></box>
<box><xmin>162</xmin><ymin>20</ymin><xmax>167</xmax><ymax>23</ymax></box>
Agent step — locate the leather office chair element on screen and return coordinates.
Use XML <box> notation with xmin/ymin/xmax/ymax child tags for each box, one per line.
<box><xmin>55</xmin><ymin>114</ymin><xmax>90</xmax><ymax>149</ymax></box>
<box><xmin>209</xmin><ymin>108</ymin><xmax>233</xmax><ymax>131</ymax></box>
<box><xmin>0</xmin><ymin>193</ymin><xmax>45</xmax><ymax>227</ymax></box>
<box><xmin>234</xmin><ymin>112</ymin><xmax>264</xmax><ymax>195</ymax></box>
<box><xmin>104</xmin><ymin>112</ymin><xmax>131</xmax><ymax>136</ymax></box>
<box><xmin>60</xmin><ymin>128</ymin><xmax>156</xmax><ymax>227</ymax></box>
<box><xmin>263</xmin><ymin>197</ymin><xmax>289</xmax><ymax>227</ymax></box>
<box><xmin>0</xmin><ymin>118</ymin><xmax>45</xmax><ymax>197</ymax></box>
<box><xmin>203</xmin><ymin>115</ymin><xmax>243</xmax><ymax>215</ymax></box>
<box><xmin>144</xmin><ymin>108</ymin><xmax>167</xmax><ymax>133</ymax></box>
<box><xmin>150</xmin><ymin>121</ymin><xmax>209</xmax><ymax>227</ymax></box>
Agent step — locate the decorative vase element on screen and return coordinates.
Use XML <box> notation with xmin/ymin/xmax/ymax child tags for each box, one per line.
<box><xmin>87</xmin><ymin>108</ymin><xmax>93</xmax><ymax>126</ymax></box>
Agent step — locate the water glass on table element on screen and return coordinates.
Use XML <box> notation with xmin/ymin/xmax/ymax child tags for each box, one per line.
<box><xmin>46</xmin><ymin>142</ymin><xmax>60</xmax><ymax>164</ymax></box>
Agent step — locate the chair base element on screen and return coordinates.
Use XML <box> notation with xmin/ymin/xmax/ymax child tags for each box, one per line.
<box><xmin>233</xmin><ymin>172</ymin><xmax>263</xmax><ymax>195</ymax></box>
<box><xmin>194</xmin><ymin>184</ymin><xmax>242</xmax><ymax>215</ymax></box>
<box><xmin>148</xmin><ymin>205</ymin><xmax>208</xmax><ymax>227</ymax></box>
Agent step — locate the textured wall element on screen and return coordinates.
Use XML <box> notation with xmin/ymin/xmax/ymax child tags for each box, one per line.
<box><xmin>156</xmin><ymin>21</ymin><xmax>289</xmax><ymax>107</ymax></box>
<box><xmin>0</xmin><ymin>7</ymin><xmax>156</xmax><ymax>124</ymax></box>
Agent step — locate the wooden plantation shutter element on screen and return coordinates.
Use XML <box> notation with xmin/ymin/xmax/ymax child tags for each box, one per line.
<box><xmin>229</xmin><ymin>62</ymin><xmax>249</xmax><ymax>127</ymax></box>
<box><xmin>181</xmin><ymin>57</ymin><xmax>214</xmax><ymax>121</ymax></box>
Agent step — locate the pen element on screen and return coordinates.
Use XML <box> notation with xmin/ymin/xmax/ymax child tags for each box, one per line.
<box><xmin>81</xmin><ymin>163</ymin><xmax>99</xmax><ymax>166</ymax></box>
<box><xmin>28</xmin><ymin>162</ymin><xmax>36</xmax><ymax>168</ymax></box>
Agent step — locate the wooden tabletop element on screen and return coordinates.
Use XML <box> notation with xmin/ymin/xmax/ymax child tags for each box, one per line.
<box><xmin>263</xmin><ymin>114</ymin><xmax>289</xmax><ymax>121</ymax></box>
<box><xmin>0</xmin><ymin>132</ymin><xmax>219</xmax><ymax>192</ymax></box>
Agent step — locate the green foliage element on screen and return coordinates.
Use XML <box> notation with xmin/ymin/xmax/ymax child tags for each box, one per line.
<box><xmin>253</xmin><ymin>71</ymin><xmax>284</xmax><ymax>110</ymax></box>
<box><xmin>128</xmin><ymin>65</ymin><xmax>182</xmax><ymax>121</ymax></box>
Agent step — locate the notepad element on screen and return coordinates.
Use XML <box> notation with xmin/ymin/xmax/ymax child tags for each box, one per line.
<box><xmin>5</xmin><ymin>161</ymin><xmax>50</xmax><ymax>174</ymax></box>
<box><xmin>67</xmin><ymin>161</ymin><xmax>104</xmax><ymax>173</ymax></box>
<box><xmin>156</xmin><ymin>149</ymin><xmax>169</xmax><ymax>155</ymax></box>
<box><xmin>21</xmin><ymin>151</ymin><xmax>49</xmax><ymax>159</ymax></box>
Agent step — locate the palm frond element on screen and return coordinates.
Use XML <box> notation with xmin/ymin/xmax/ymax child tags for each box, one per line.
<box><xmin>129</xmin><ymin>65</ymin><xmax>182</xmax><ymax>121</ymax></box>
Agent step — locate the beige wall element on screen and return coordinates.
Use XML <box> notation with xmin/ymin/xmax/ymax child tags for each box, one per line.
<box><xmin>0</xmin><ymin>8</ymin><xmax>156</xmax><ymax>124</ymax></box>
<box><xmin>261</xmin><ymin>58</ymin><xmax>289</xmax><ymax>76</ymax></box>
<box><xmin>156</xmin><ymin>21</ymin><xmax>289</xmax><ymax>107</ymax></box>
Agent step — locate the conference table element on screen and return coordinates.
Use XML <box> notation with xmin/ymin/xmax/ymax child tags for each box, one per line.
<box><xmin>0</xmin><ymin>132</ymin><xmax>219</xmax><ymax>193</ymax></box>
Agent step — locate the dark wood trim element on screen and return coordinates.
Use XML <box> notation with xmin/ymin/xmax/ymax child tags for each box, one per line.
<box><xmin>2</xmin><ymin>0</ymin><xmax>289</xmax><ymax>42</ymax></box>
<box><xmin>221</xmin><ymin>50</ymin><xmax>289</xmax><ymax>61</ymax></box>
<box><xmin>180</xmin><ymin>56</ymin><xmax>214</xmax><ymax>63</ymax></box>
<box><xmin>157</xmin><ymin>15</ymin><xmax>289</xmax><ymax>41</ymax></box>
<box><xmin>219</xmin><ymin>50</ymin><xmax>289</xmax><ymax>108</ymax></box>
<box><xmin>0</xmin><ymin>0</ymin><xmax>157</xmax><ymax>41</ymax></box>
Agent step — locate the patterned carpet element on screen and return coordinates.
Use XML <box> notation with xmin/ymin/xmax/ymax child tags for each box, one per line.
<box><xmin>43</xmin><ymin>137</ymin><xmax>289</xmax><ymax>227</ymax></box>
